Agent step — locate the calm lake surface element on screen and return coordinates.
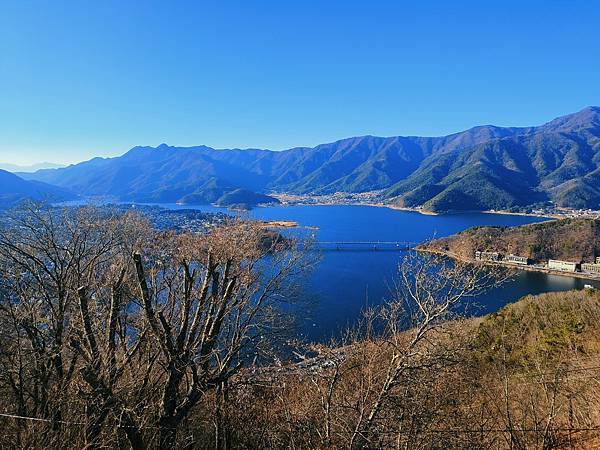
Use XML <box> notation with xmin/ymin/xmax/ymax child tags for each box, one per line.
<box><xmin>151</xmin><ymin>204</ymin><xmax>600</xmax><ymax>341</ymax></box>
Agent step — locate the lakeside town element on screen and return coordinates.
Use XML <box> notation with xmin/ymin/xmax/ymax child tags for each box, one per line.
<box><xmin>86</xmin><ymin>204</ymin><xmax>304</xmax><ymax>232</ymax></box>
<box><xmin>101</xmin><ymin>204</ymin><xmax>231</xmax><ymax>233</ymax></box>
<box><xmin>475</xmin><ymin>250</ymin><xmax>600</xmax><ymax>281</ymax></box>
<box><xmin>272</xmin><ymin>191</ymin><xmax>600</xmax><ymax>219</ymax></box>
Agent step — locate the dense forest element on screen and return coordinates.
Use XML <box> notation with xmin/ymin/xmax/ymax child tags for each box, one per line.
<box><xmin>1</xmin><ymin>206</ymin><xmax>600</xmax><ymax>449</ymax></box>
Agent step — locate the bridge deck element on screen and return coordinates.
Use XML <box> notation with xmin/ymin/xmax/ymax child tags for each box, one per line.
<box><xmin>312</xmin><ymin>241</ymin><xmax>417</xmax><ymax>251</ymax></box>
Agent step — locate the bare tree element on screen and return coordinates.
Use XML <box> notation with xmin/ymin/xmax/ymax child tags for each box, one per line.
<box><xmin>0</xmin><ymin>205</ymin><xmax>313</xmax><ymax>449</ymax></box>
<box><xmin>0</xmin><ymin>204</ymin><xmax>146</xmax><ymax>448</ymax></box>
<box><xmin>71</xmin><ymin>219</ymin><xmax>310</xmax><ymax>449</ymax></box>
<box><xmin>9</xmin><ymin>204</ymin><xmax>600</xmax><ymax>449</ymax></box>
<box><xmin>313</xmin><ymin>251</ymin><xmax>511</xmax><ymax>449</ymax></box>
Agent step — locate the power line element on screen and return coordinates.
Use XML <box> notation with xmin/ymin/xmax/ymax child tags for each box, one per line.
<box><xmin>0</xmin><ymin>412</ymin><xmax>84</xmax><ymax>425</ymax></box>
<box><xmin>2</xmin><ymin>412</ymin><xmax>600</xmax><ymax>436</ymax></box>
<box><xmin>0</xmin><ymin>412</ymin><xmax>171</xmax><ymax>430</ymax></box>
<box><xmin>364</xmin><ymin>426</ymin><xmax>600</xmax><ymax>435</ymax></box>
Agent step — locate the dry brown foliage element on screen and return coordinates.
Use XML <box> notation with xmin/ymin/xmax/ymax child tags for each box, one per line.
<box><xmin>1</xmin><ymin>205</ymin><xmax>600</xmax><ymax>449</ymax></box>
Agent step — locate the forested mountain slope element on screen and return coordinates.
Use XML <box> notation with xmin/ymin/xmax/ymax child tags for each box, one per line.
<box><xmin>21</xmin><ymin>107</ymin><xmax>600</xmax><ymax>211</ymax></box>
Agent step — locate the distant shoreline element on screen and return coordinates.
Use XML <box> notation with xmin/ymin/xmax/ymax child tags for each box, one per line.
<box><xmin>275</xmin><ymin>193</ymin><xmax>600</xmax><ymax>220</ymax></box>
<box><xmin>268</xmin><ymin>196</ymin><xmax>565</xmax><ymax>219</ymax></box>
<box><xmin>54</xmin><ymin>196</ymin><xmax>596</xmax><ymax>221</ymax></box>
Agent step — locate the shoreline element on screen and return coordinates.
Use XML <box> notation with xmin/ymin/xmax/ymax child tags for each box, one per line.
<box><xmin>57</xmin><ymin>197</ymin><xmax>595</xmax><ymax>221</ymax></box>
<box><xmin>267</xmin><ymin>192</ymin><xmax>581</xmax><ymax>218</ymax></box>
<box><xmin>259</xmin><ymin>219</ymin><xmax>319</xmax><ymax>231</ymax></box>
<box><xmin>480</xmin><ymin>209</ymin><xmax>563</xmax><ymax>219</ymax></box>
<box><xmin>267</xmin><ymin>192</ymin><xmax>600</xmax><ymax>220</ymax></box>
<box><xmin>267</xmin><ymin>198</ymin><xmax>562</xmax><ymax>219</ymax></box>
<box><xmin>419</xmin><ymin>247</ymin><xmax>600</xmax><ymax>282</ymax></box>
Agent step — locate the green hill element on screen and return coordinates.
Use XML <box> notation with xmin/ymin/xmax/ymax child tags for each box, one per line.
<box><xmin>214</xmin><ymin>188</ymin><xmax>279</xmax><ymax>210</ymax></box>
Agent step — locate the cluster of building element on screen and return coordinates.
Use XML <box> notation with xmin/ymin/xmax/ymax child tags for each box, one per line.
<box><xmin>475</xmin><ymin>251</ymin><xmax>529</xmax><ymax>265</ymax></box>
<box><xmin>149</xmin><ymin>209</ymin><xmax>230</xmax><ymax>233</ymax></box>
<box><xmin>105</xmin><ymin>204</ymin><xmax>230</xmax><ymax>233</ymax></box>
<box><xmin>475</xmin><ymin>251</ymin><xmax>600</xmax><ymax>275</ymax></box>
<box><xmin>487</xmin><ymin>205</ymin><xmax>600</xmax><ymax>219</ymax></box>
<box><xmin>547</xmin><ymin>258</ymin><xmax>600</xmax><ymax>274</ymax></box>
<box><xmin>545</xmin><ymin>257</ymin><xmax>600</xmax><ymax>274</ymax></box>
<box><xmin>581</xmin><ymin>257</ymin><xmax>600</xmax><ymax>274</ymax></box>
<box><xmin>275</xmin><ymin>190</ymin><xmax>385</xmax><ymax>206</ymax></box>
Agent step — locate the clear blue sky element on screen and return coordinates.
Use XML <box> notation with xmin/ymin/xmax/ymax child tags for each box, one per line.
<box><xmin>1</xmin><ymin>0</ymin><xmax>599</xmax><ymax>165</ymax></box>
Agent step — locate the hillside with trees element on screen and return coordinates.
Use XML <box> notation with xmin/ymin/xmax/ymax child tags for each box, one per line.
<box><xmin>421</xmin><ymin>218</ymin><xmax>600</xmax><ymax>263</ymax></box>
<box><xmin>214</xmin><ymin>188</ymin><xmax>279</xmax><ymax>210</ymax></box>
<box><xmin>2</xmin><ymin>206</ymin><xmax>600</xmax><ymax>448</ymax></box>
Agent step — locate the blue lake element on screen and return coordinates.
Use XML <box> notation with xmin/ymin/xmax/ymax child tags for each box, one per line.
<box><xmin>145</xmin><ymin>204</ymin><xmax>600</xmax><ymax>341</ymax></box>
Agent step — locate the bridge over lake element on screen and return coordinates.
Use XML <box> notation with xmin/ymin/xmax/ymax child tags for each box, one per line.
<box><xmin>313</xmin><ymin>241</ymin><xmax>417</xmax><ymax>251</ymax></box>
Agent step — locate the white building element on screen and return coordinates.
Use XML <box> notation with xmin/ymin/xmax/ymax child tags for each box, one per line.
<box><xmin>582</xmin><ymin>263</ymin><xmax>600</xmax><ymax>275</ymax></box>
<box><xmin>506</xmin><ymin>254</ymin><xmax>529</xmax><ymax>265</ymax></box>
<box><xmin>548</xmin><ymin>259</ymin><xmax>579</xmax><ymax>272</ymax></box>
<box><xmin>475</xmin><ymin>251</ymin><xmax>501</xmax><ymax>262</ymax></box>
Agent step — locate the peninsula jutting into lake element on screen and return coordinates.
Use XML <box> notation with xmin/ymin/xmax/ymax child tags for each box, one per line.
<box><xmin>421</xmin><ymin>218</ymin><xmax>600</xmax><ymax>280</ymax></box>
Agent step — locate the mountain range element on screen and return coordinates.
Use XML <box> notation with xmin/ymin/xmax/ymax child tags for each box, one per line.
<box><xmin>11</xmin><ymin>106</ymin><xmax>600</xmax><ymax>212</ymax></box>
<box><xmin>0</xmin><ymin>169</ymin><xmax>76</xmax><ymax>207</ymax></box>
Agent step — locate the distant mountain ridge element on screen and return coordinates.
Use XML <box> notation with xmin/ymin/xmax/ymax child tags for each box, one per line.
<box><xmin>1</xmin><ymin>162</ymin><xmax>65</xmax><ymax>173</ymax></box>
<box><xmin>0</xmin><ymin>170</ymin><xmax>76</xmax><ymax>208</ymax></box>
<box><xmin>20</xmin><ymin>107</ymin><xmax>600</xmax><ymax>212</ymax></box>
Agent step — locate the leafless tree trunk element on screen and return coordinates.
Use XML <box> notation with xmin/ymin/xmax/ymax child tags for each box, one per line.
<box><xmin>0</xmin><ymin>204</ymin><xmax>312</xmax><ymax>449</ymax></box>
<box><xmin>347</xmin><ymin>251</ymin><xmax>510</xmax><ymax>448</ymax></box>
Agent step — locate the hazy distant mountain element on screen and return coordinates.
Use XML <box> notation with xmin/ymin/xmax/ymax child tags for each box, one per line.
<box><xmin>0</xmin><ymin>170</ymin><xmax>76</xmax><ymax>208</ymax></box>
<box><xmin>0</xmin><ymin>162</ymin><xmax>65</xmax><ymax>173</ymax></box>
<box><xmin>21</xmin><ymin>107</ymin><xmax>600</xmax><ymax>212</ymax></box>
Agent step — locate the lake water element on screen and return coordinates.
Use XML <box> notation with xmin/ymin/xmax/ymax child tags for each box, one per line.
<box><xmin>149</xmin><ymin>203</ymin><xmax>600</xmax><ymax>342</ymax></box>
